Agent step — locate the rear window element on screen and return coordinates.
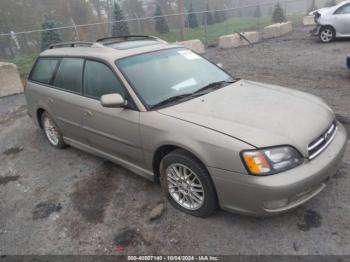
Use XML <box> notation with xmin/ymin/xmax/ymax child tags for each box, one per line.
<box><xmin>30</xmin><ymin>58</ymin><xmax>60</xmax><ymax>84</ymax></box>
<box><xmin>53</xmin><ymin>58</ymin><xmax>84</xmax><ymax>94</ymax></box>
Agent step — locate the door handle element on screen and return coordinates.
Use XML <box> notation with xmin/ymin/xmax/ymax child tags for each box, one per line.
<box><xmin>48</xmin><ymin>98</ymin><xmax>54</xmax><ymax>104</ymax></box>
<box><xmin>83</xmin><ymin>110</ymin><xmax>93</xmax><ymax>117</ymax></box>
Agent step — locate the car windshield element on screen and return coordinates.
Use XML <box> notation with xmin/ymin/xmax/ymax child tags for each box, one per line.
<box><xmin>117</xmin><ymin>48</ymin><xmax>233</xmax><ymax>108</ymax></box>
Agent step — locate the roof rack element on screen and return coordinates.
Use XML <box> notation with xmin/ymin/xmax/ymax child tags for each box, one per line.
<box><xmin>48</xmin><ymin>41</ymin><xmax>94</xmax><ymax>49</ymax></box>
<box><xmin>96</xmin><ymin>35</ymin><xmax>162</xmax><ymax>44</ymax></box>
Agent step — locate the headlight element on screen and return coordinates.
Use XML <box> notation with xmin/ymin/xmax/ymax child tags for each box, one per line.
<box><xmin>241</xmin><ymin>146</ymin><xmax>303</xmax><ymax>176</ymax></box>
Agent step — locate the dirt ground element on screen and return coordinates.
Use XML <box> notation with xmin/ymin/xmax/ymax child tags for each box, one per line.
<box><xmin>0</xmin><ymin>27</ymin><xmax>350</xmax><ymax>255</ymax></box>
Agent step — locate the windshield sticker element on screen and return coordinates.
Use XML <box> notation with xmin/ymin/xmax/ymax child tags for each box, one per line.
<box><xmin>178</xmin><ymin>50</ymin><xmax>201</xmax><ymax>60</ymax></box>
<box><xmin>171</xmin><ymin>78</ymin><xmax>197</xmax><ymax>91</ymax></box>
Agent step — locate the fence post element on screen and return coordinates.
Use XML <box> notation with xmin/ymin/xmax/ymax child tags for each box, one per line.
<box><xmin>204</xmin><ymin>12</ymin><xmax>208</xmax><ymax>48</ymax></box>
<box><xmin>134</xmin><ymin>13</ymin><xmax>143</xmax><ymax>34</ymax></box>
<box><xmin>71</xmin><ymin>18</ymin><xmax>80</xmax><ymax>41</ymax></box>
<box><xmin>178</xmin><ymin>0</ymin><xmax>185</xmax><ymax>41</ymax></box>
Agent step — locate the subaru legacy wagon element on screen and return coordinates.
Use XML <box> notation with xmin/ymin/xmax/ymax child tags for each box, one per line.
<box><xmin>25</xmin><ymin>36</ymin><xmax>347</xmax><ymax>217</ymax></box>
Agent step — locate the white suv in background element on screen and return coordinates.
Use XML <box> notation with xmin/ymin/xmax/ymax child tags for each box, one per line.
<box><xmin>310</xmin><ymin>0</ymin><xmax>350</xmax><ymax>43</ymax></box>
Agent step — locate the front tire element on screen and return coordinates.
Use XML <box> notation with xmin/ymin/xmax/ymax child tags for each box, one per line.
<box><xmin>41</xmin><ymin>112</ymin><xmax>66</xmax><ymax>149</ymax></box>
<box><xmin>160</xmin><ymin>149</ymin><xmax>218</xmax><ymax>217</ymax></box>
<box><xmin>319</xmin><ymin>26</ymin><xmax>335</xmax><ymax>43</ymax></box>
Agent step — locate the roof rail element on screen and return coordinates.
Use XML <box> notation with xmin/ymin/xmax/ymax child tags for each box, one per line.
<box><xmin>48</xmin><ymin>41</ymin><xmax>94</xmax><ymax>49</ymax></box>
<box><xmin>96</xmin><ymin>35</ymin><xmax>162</xmax><ymax>43</ymax></box>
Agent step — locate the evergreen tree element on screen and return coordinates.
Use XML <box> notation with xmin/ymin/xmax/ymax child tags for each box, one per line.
<box><xmin>111</xmin><ymin>1</ymin><xmax>129</xmax><ymax>37</ymax></box>
<box><xmin>154</xmin><ymin>5</ymin><xmax>169</xmax><ymax>33</ymax></box>
<box><xmin>41</xmin><ymin>16</ymin><xmax>62</xmax><ymax>50</ymax></box>
<box><xmin>272</xmin><ymin>2</ymin><xmax>286</xmax><ymax>23</ymax></box>
<box><xmin>187</xmin><ymin>3</ymin><xmax>199</xmax><ymax>28</ymax></box>
<box><xmin>254</xmin><ymin>5</ymin><xmax>262</xmax><ymax>18</ymax></box>
<box><xmin>203</xmin><ymin>4</ymin><xmax>214</xmax><ymax>25</ymax></box>
<box><xmin>308</xmin><ymin>0</ymin><xmax>318</xmax><ymax>13</ymax></box>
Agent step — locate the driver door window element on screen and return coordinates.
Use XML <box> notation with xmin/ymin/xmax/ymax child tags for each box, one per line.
<box><xmin>334</xmin><ymin>3</ymin><xmax>350</xmax><ymax>34</ymax></box>
<box><xmin>84</xmin><ymin>60</ymin><xmax>126</xmax><ymax>99</ymax></box>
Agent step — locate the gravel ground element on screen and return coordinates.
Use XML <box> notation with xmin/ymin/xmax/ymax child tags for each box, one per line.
<box><xmin>206</xmin><ymin>27</ymin><xmax>350</xmax><ymax>120</ymax></box>
<box><xmin>0</xmin><ymin>27</ymin><xmax>350</xmax><ymax>255</ymax></box>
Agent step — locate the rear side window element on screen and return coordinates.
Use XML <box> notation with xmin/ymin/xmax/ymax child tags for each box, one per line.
<box><xmin>30</xmin><ymin>58</ymin><xmax>59</xmax><ymax>84</ymax></box>
<box><xmin>84</xmin><ymin>60</ymin><xmax>125</xmax><ymax>99</ymax></box>
<box><xmin>53</xmin><ymin>58</ymin><xmax>84</xmax><ymax>94</ymax></box>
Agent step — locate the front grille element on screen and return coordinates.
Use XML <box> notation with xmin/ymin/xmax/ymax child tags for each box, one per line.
<box><xmin>307</xmin><ymin>121</ymin><xmax>337</xmax><ymax>160</ymax></box>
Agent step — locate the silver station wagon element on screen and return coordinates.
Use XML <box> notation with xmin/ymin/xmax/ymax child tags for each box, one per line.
<box><xmin>25</xmin><ymin>36</ymin><xmax>347</xmax><ymax>217</ymax></box>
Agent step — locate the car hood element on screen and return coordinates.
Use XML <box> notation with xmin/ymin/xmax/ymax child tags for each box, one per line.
<box><xmin>158</xmin><ymin>80</ymin><xmax>335</xmax><ymax>156</ymax></box>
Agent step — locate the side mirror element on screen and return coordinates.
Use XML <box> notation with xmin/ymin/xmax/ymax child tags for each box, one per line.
<box><xmin>100</xmin><ymin>93</ymin><xmax>126</xmax><ymax>108</ymax></box>
<box><xmin>216</xmin><ymin>63</ymin><xmax>223</xmax><ymax>68</ymax></box>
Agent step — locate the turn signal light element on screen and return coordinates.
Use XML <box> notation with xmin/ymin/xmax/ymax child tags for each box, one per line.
<box><xmin>242</xmin><ymin>152</ymin><xmax>271</xmax><ymax>175</ymax></box>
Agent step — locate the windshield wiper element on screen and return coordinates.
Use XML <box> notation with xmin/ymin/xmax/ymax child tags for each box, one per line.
<box><xmin>192</xmin><ymin>79</ymin><xmax>235</xmax><ymax>95</ymax></box>
<box><xmin>151</xmin><ymin>94</ymin><xmax>193</xmax><ymax>109</ymax></box>
<box><xmin>151</xmin><ymin>79</ymin><xmax>236</xmax><ymax>109</ymax></box>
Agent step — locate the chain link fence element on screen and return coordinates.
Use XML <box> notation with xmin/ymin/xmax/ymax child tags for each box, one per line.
<box><xmin>0</xmin><ymin>0</ymin><xmax>318</xmax><ymax>77</ymax></box>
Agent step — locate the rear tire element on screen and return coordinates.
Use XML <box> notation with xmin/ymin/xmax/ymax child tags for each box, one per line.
<box><xmin>41</xmin><ymin>112</ymin><xmax>66</xmax><ymax>149</ymax></box>
<box><xmin>160</xmin><ymin>149</ymin><xmax>218</xmax><ymax>217</ymax></box>
<box><xmin>319</xmin><ymin>26</ymin><xmax>335</xmax><ymax>43</ymax></box>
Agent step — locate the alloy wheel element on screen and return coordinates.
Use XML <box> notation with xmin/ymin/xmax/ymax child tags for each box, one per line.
<box><xmin>43</xmin><ymin>116</ymin><xmax>59</xmax><ymax>146</ymax></box>
<box><xmin>166</xmin><ymin>163</ymin><xmax>205</xmax><ymax>210</ymax></box>
<box><xmin>320</xmin><ymin>29</ymin><xmax>333</xmax><ymax>43</ymax></box>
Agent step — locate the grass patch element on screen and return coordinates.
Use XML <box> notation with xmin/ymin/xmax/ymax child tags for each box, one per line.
<box><xmin>151</xmin><ymin>15</ymin><xmax>303</xmax><ymax>45</ymax></box>
<box><xmin>151</xmin><ymin>17</ymin><xmax>271</xmax><ymax>45</ymax></box>
<box><xmin>5</xmin><ymin>53</ymin><xmax>38</xmax><ymax>78</ymax></box>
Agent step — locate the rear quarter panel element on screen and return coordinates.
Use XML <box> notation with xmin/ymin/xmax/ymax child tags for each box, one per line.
<box><xmin>25</xmin><ymin>81</ymin><xmax>55</xmax><ymax>127</ymax></box>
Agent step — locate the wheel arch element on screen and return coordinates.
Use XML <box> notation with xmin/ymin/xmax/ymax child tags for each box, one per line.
<box><xmin>36</xmin><ymin>108</ymin><xmax>46</xmax><ymax>128</ymax></box>
<box><xmin>153</xmin><ymin>145</ymin><xmax>209</xmax><ymax>181</ymax></box>
<box><xmin>320</xmin><ymin>24</ymin><xmax>336</xmax><ymax>35</ymax></box>
<box><xmin>152</xmin><ymin>144</ymin><xmax>213</xmax><ymax>186</ymax></box>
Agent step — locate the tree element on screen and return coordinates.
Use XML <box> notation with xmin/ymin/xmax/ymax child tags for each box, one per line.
<box><xmin>41</xmin><ymin>16</ymin><xmax>63</xmax><ymax>50</ymax></box>
<box><xmin>122</xmin><ymin>0</ymin><xmax>145</xmax><ymax>18</ymax></box>
<box><xmin>254</xmin><ymin>4</ymin><xmax>262</xmax><ymax>18</ymax></box>
<box><xmin>272</xmin><ymin>2</ymin><xmax>286</xmax><ymax>23</ymax></box>
<box><xmin>187</xmin><ymin>3</ymin><xmax>199</xmax><ymax>28</ymax></box>
<box><xmin>203</xmin><ymin>4</ymin><xmax>214</xmax><ymax>25</ymax></box>
<box><xmin>154</xmin><ymin>5</ymin><xmax>169</xmax><ymax>33</ymax></box>
<box><xmin>111</xmin><ymin>1</ymin><xmax>129</xmax><ymax>37</ymax></box>
<box><xmin>308</xmin><ymin>0</ymin><xmax>318</xmax><ymax>13</ymax></box>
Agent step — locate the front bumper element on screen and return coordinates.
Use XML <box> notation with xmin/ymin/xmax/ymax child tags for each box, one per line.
<box><xmin>209</xmin><ymin>122</ymin><xmax>348</xmax><ymax>216</ymax></box>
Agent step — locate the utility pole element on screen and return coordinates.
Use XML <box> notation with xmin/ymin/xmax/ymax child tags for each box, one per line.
<box><xmin>178</xmin><ymin>0</ymin><xmax>185</xmax><ymax>41</ymax></box>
